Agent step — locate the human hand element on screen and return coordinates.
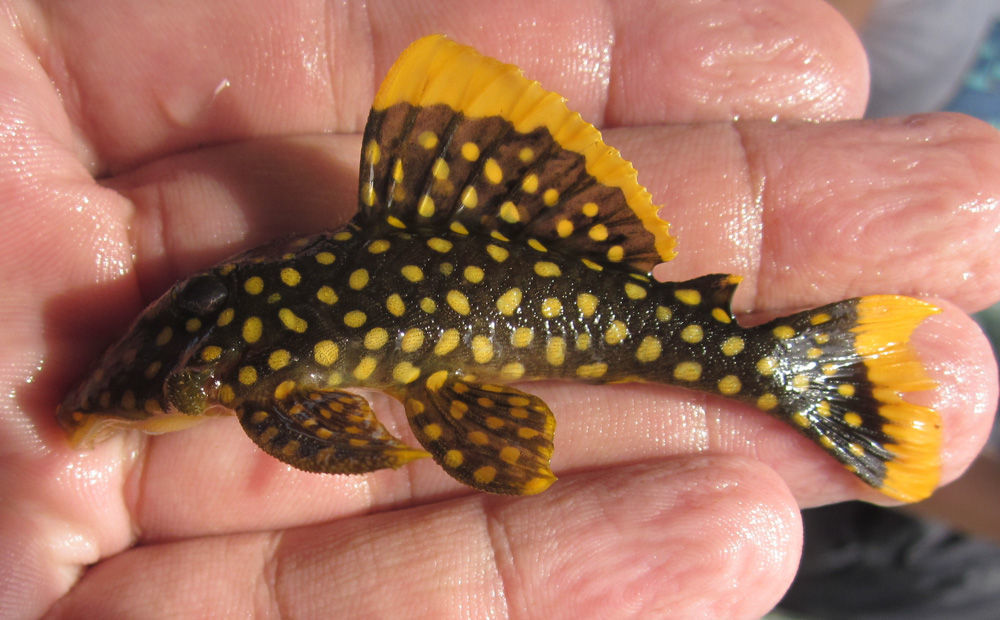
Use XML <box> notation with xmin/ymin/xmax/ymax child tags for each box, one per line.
<box><xmin>2</xmin><ymin>1</ymin><xmax>998</xmax><ymax>617</ymax></box>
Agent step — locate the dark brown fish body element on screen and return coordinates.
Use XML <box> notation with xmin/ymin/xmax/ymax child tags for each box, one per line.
<box><xmin>59</xmin><ymin>36</ymin><xmax>941</xmax><ymax>501</ymax></box>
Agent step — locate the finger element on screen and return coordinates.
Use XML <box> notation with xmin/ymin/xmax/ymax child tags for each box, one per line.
<box><xmin>34</xmin><ymin>0</ymin><xmax>865</xmax><ymax>172</ymax></box>
<box><xmin>47</xmin><ymin>458</ymin><xmax>802</xmax><ymax>619</ymax></box>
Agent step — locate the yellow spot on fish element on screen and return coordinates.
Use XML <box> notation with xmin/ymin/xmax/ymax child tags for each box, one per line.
<box><xmin>499</xmin><ymin>446</ymin><xmax>521</xmax><ymax>465</ymax></box>
<box><xmin>401</xmin><ymin>265</ymin><xmax>424</xmax><ymax>282</ymax></box>
<box><xmin>446</xmin><ymin>290</ymin><xmax>470</xmax><ymax>315</ymax></box>
<box><xmin>534</xmin><ymin>261</ymin><xmax>561</xmax><ymax>277</ymax></box>
<box><xmin>822</xmin><ymin>363</ymin><xmax>837</xmax><ymax>376</ymax></box>
<box><xmin>267</xmin><ymin>293</ymin><xmax>281</xmax><ymax>304</ymax></box>
<box><xmin>185</xmin><ymin>318</ymin><xmax>202</xmax><ymax>333</ymax></box>
<box><xmin>417</xmin><ymin>130</ymin><xmax>438</xmax><ymax>149</ymax></box>
<box><xmin>353</xmin><ymin>357</ymin><xmax>377</xmax><ymax>380</ymax></box>
<box><xmin>344</xmin><ymin>310</ymin><xmax>367</xmax><ymax>328</ymax></box>
<box><xmin>512</xmin><ymin>326</ymin><xmax>534</xmax><ymax>348</ymax></box>
<box><xmin>423</xmin><ymin>423</ymin><xmax>443</xmax><ymax>440</ymax></box>
<box><xmin>792</xmin><ymin>374</ymin><xmax>810</xmax><ymax>390</ymax></box>
<box><xmin>365</xmin><ymin>140</ymin><xmax>380</xmax><ymax>164</ymax></box>
<box><xmin>819</xmin><ymin>436</ymin><xmax>835</xmax><ymax>449</ymax></box>
<box><xmin>838</xmin><ymin>384</ymin><xmax>856</xmax><ymax>397</ymax></box>
<box><xmin>387</xmin><ymin>293</ymin><xmax>406</xmax><ymax>317</ymax></box>
<box><xmin>605</xmin><ymin>320</ymin><xmax>628</xmax><ymax>345</ymax></box>
<box><xmin>444</xmin><ymin>449</ymin><xmax>464</xmax><ymax>467</ymax></box>
<box><xmin>577</xmin><ymin>293</ymin><xmax>598</xmax><ymax>317</ymax></box>
<box><xmin>772</xmin><ymin>325</ymin><xmax>795</xmax><ymax>340</ymax></box>
<box><xmin>721</xmin><ymin>336</ymin><xmax>745</xmax><ymax>356</ymax></box>
<box><xmin>484</xmin><ymin>158</ymin><xmax>502</xmax><ymax>184</ymax></box>
<box><xmin>313</xmin><ymin>340</ymin><xmax>338</xmax><ymax>367</ymax></box>
<box><xmin>155</xmin><ymin>326</ymin><xmax>173</xmax><ymax>346</ymax></box>
<box><xmin>527</xmin><ymin>238</ymin><xmax>547</xmax><ymax>252</ymax></box>
<box><xmin>576</xmin><ymin>363</ymin><xmax>608</xmax><ymax>379</ymax></box>
<box><xmin>718</xmin><ymin>375</ymin><xmax>742</xmax><ymax>395</ymax></box>
<box><xmin>363</xmin><ymin>185</ymin><xmax>377</xmax><ymax>206</ymax></box>
<box><xmin>461</xmin><ymin>142</ymin><xmax>480</xmax><ymax>161</ymax></box>
<box><xmin>546</xmin><ymin>337</ymin><xmax>566</xmax><ymax>366</ymax></box>
<box><xmin>582</xmin><ymin>201</ymin><xmax>599</xmax><ymax>217</ymax></box>
<box><xmin>485</xmin><ymin>244</ymin><xmax>509</xmax><ymax>263</ymax></box>
<box><xmin>500</xmin><ymin>201</ymin><xmax>520</xmax><ymax>223</ymax></box>
<box><xmin>848</xmin><ymin>443</ymin><xmax>865</xmax><ymax>457</ymax></box>
<box><xmin>280</xmin><ymin>268</ymin><xmax>301</xmax><ymax>287</ymax></box>
<box><xmin>472</xmin><ymin>335</ymin><xmax>494</xmax><ymax>363</ymax></box>
<box><xmin>624</xmin><ymin>282</ymin><xmax>647</xmax><ymax>300</ymax></box>
<box><xmin>792</xmin><ymin>412</ymin><xmax>811</xmax><ymax>428</ymax></box>
<box><xmin>576</xmin><ymin>333</ymin><xmax>591</xmax><ymax>350</ymax></box>
<box><xmin>541</xmin><ymin>297</ymin><xmax>562</xmax><ymax>318</ymax></box>
<box><xmin>556</xmin><ymin>219</ymin><xmax>574</xmax><ymax>237</ymax></box>
<box><xmin>673</xmin><ymin>361</ymin><xmax>702</xmax><ymax>382</ymax></box>
<box><xmin>496</xmin><ymin>288</ymin><xmax>523</xmax><ymax>316</ymax></box>
<box><xmin>542</xmin><ymin>188</ymin><xmax>559</xmax><ymax>207</ymax></box>
<box><xmin>500</xmin><ymin>362</ymin><xmax>525</xmax><ymax>380</ymax></box>
<box><xmin>200</xmin><ymin>345</ymin><xmax>222</xmax><ymax>362</ymax></box>
<box><xmin>242</xmin><ymin>317</ymin><xmax>263</xmax><ymax>343</ymax></box>
<box><xmin>269</xmin><ymin>349</ymin><xmax>291</xmax><ymax>370</ymax></box>
<box><xmin>364</xmin><ymin>327</ymin><xmax>389</xmax><ymax>350</ymax></box>
<box><xmin>274</xmin><ymin>380</ymin><xmax>296</xmax><ymax>400</ymax></box>
<box><xmin>636</xmin><ymin>336</ymin><xmax>662</xmax><ymax>362</ymax></box>
<box><xmin>420</xmin><ymin>297</ymin><xmax>436</xmax><ymax>313</ymax></box>
<box><xmin>656</xmin><ymin>305</ymin><xmax>672</xmax><ymax>321</ymax></box>
<box><xmin>392</xmin><ymin>160</ymin><xmax>404</xmax><ymax>183</ymax></box>
<box><xmin>434</xmin><ymin>329</ymin><xmax>460</xmax><ymax>356</ymax></box>
<box><xmin>461</xmin><ymin>185</ymin><xmax>478</xmax><ymax>208</ymax></box>
<box><xmin>518</xmin><ymin>147</ymin><xmax>534</xmax><ymax>162</ymax></box>
<box><xmin>815</xmin><ymin>333</ymin><xmax>830</xmax><ymax>345</ymax></box>
<box><xmin>675</xmin><ymin>289</ymin><xmax>701</xmax><ymax>305</ymax></box>
<box><xmin>757</xmin><ymin>393</ymin><xmax>778</xmax><ymax>410</ymax></box>
<box><xmin>757</xmin><ymin>357</ymin><xmax>778</xmax><ymax>376</ymax></box>
<box><xmin>474</xmin><ymin>466</ymin><xmax>497</xmax><ymax>484</ymax></box>
<box><xmin>712</xmin><ymin>308</ymin><xmax>732</xmax><ymax>323</ymax></box>
<box><xmin>368</xmin><ymin>240</ymin><xmax>390</xmax><ymax>254</ymax></box>
<box><xmin>816</xmin><ymin>401</ymin><xmax>831</xmax><ymax>417</ymax></box>
<box><xmin>317</xmin><ymin>286</ymin><xmax>338</xmax><ymax>305</ymax></box>
<box><xmin>607</xmin><ymin>245</ymin><xmax>625</xmax><ymax>262</ymax></box>
<box><xmin>418</xmin><ymin>195</ymin><xmax>436</xmax><ymax>217</ymax></box>
<box><xmin>807</xmin><ymin>347</ymin><xmax>823</xmax><ymax>359</ymax></box>
<box><xmin>581</xmin><ymin>258</ymin><xmax>603</xmax><ymax>271</ymax></box>
<box><xmin>468</xmin><ymin>431</ymin><xmax>489</xmax><ymax>445</ymax></box>
<box><xmin>464</xmin><ymin>266</ymin><xmax>484</xmax><ymax>284</ymax></box>
<box><xmin>522</xmin><ymin>173</ymin><xmax>539</xmax><ymax>193</ymax></box>
<box><xmin>400</xmin><ymin>328</ymin><xmax>425</xmax><ymax>353</ymax></box>
<box><xmin>144</xmin><ymin>361</ymin><xmax>162</xmax><ymax>379</ymax></box>
<box><xmin>393</xmin><ymin>362</ymin><xmax>421</xmax><ymax>384</ymax></box>
<box><xmin>450</xmin><ymin>221</ymin><xmax>469</xmax><ymax>235</ymax></box>
<box><xmin>348</xmin><ymin>269</ymin><xmax>369</xmax><ymax>290</ymax></box>
<box><xmin>811</xmin><ymin>313</ymin><xmax>831</xmax><ymax>325</ymax></box>
<box><xmin>431</xmin><ymin>158</ymin><xmax>449</xmax><ymax>181</ymax></box>
<box><xmin>217</xmin><ymin>308</ymin><xmax>235</xmax><ymax>326</ymax></box>
<box><xmin>279</xmin><ymin>308</ymin><xmax>307</xmax><ymax>333</ymax></box>
<box><xmin>844</xmin><ymin>412</ymin><xmax>863</xmax><ymax>428</ymax></box>
<box><xmin>588</xmin><ymin>224</ymin><xmax>609</xmax><ymax>241</ymax></box>
<box><xmin>680</xmin><ymin>324</ymin><xmax>704</xmax><ymax>344</ymax></box>
<box><xmin>333</xmin><ymin>231</ymin><xmax>352</xmax><ymax>241</ymax></box>
<box><xmin>427</xmin><ymin>237</ymin><xmax>452</xmax><ymax>253</ymax></box>
<box><xmin>387</xmin><ymin>215</ymin><xmax>406</xmax><ymax>229</ymax></box>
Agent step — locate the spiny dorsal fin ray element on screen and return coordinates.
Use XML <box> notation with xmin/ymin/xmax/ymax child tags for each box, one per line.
<box><xmin>357</xmin><ymin>34</ymin><xmax>676</xmax><ymax>271</ymax></box>
<box><xmin>402</xmin><ymin>370</ymin><xmax>556</xmax><ymax>495</ymax></box>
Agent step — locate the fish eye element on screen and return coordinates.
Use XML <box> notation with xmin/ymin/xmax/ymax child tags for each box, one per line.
<box><xmin>175</xmin><ymin>274</ymin><xmax>229</xmax><ymax>316</ymax></box>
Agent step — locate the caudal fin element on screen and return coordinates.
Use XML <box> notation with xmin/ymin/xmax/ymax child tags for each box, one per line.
<box><xmin>755</xmin><ymin>295</ymin><xmax>941</xmax><ymax>502</ymax></box>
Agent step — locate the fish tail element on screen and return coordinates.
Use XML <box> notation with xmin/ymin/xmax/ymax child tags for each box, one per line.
<box><xmin>752</xmin><ymin>295</ymin><xmax>941</xmax><ymax>502</ymax></box>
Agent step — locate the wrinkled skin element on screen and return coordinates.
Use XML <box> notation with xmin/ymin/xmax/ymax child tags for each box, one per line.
<box><xmin>1</xmin><ymin>1</ymin><xmax>998</xmax><ymax>618</ymax></box>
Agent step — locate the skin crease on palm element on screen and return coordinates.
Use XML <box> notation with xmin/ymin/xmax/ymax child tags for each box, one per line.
<box><xmin>0</xmin><ymin>0</ymin><xmax>998</xmax><ymax>617</ymax></box>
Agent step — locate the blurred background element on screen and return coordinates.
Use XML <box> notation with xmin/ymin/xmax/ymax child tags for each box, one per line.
<box><xmin>772</xmin><ymin>2</ymin><xmax>1000</xmax><ymax>618</ymax></box>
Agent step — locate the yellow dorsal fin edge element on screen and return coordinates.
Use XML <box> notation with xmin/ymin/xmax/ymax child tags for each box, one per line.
<box><xmin>374</xmin><ymin>34</ymin><xmax>677</xmax><ymax>263</ymax></box>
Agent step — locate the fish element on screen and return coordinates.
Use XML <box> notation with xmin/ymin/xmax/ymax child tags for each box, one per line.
<box><xmin>58</xmin><ymin>35</ymin><xmax>941</xmax><ymax>502</ymax></box>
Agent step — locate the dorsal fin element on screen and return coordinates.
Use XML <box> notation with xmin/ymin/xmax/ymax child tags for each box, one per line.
<box><xmin>356</xmin><ymin>35</ymin><xmax>676</xmax><ymax>271</ymax></box>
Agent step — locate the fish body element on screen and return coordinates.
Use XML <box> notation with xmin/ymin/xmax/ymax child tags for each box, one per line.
<box><xmin>59</xmin><ymin>36</ymin><xmax>941</xmax><ymax>501</ymax></box>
